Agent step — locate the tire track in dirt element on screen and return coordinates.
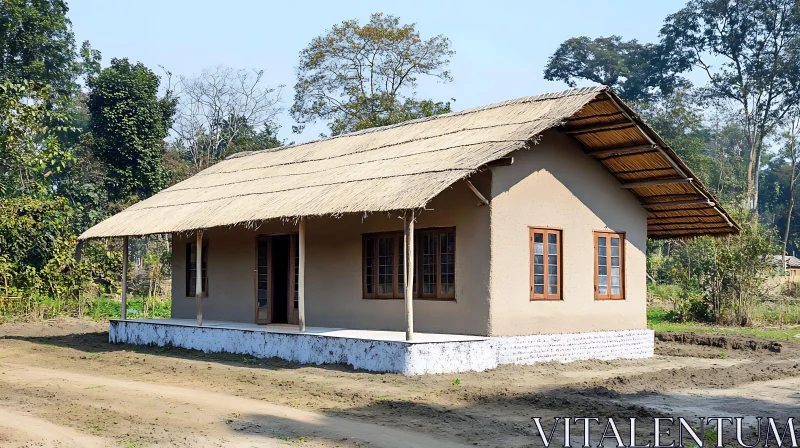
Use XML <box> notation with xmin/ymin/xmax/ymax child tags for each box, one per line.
<box><xmin>623</xmin><ymin>376</ymin><xmax>800</xmax><ymax>420</ymax></box>
<box><xmin>0</xmin><ymin>408</ymin><xmax>111</xmax><ymax>448</ymax></box>
<box><xmin>0</xmin><ymin>362</ymin><xmax>472</xmax><ymax>448</ymax></box>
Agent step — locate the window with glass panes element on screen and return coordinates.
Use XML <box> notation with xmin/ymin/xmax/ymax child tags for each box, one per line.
<box><xmin>594</xmin><ymin>231</ymin><xmax>624</xmax><ymax>299</ymax></box>
<box><xmin>529</xmin><ymin>228</ymin><xmax>561</xmax><ymax>300</ymax></box>
<box><xmin>362</xmin><ymin>228</ymin><xmax>455</xmax><ymax>300</ymax></box>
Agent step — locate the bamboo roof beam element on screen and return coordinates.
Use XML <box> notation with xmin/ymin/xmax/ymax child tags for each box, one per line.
<box><xmin>601</xmin><ymin>92</ymin><xmax>695</xmax><ymax>182</ymax></box>
<box><xmin>639</xmin><ymin>193</ymin><xmax>703</xmax><ymax>200</ymax></box>
<box><xmin>649</xmin><ymin>223</ymin><xmax>733</xmax><ymax>230</ymax></box>
<box><xmin>620</xmin><ymin>178</ymin><xmax>693</xmax><ymax>189</ymax></box>
<box><xmin>563</xmin><ymin>119</ymin><xmax>635</xmax><ymax>135</ymax></box>
<box><xmin>566</xmin><ymin>111</ymin><xmax>625</xmax><ymax>123</ymax></box>
<box><xmin>585</xmin><ymin>144</ymin><xmax>656</xmax><ymax>156</ymax></box>
<box><xmin>648</xmin><ymin>212</ymin><xmax>718</xmax><ymax>219</ymax></box>
<box><xmin>612</xmin><ymin>167</ymin><xmax>675</xmax><ymax>175</ymax></box>
<box><xmin>642</xmin><ymin>199</ymin><xmax>715</xmax><ymax>208</ymax></box>
<box><xmin>465</xmin><ymin>180</ymin><xmax>489</xmax><ymax>206</ymax></box>
<box><xmin>596</xmin><ymin>150</ymin><xmax>660</xmax><ymax>161</ymax></box>
<box><xmin>649</xmin><ymin>225</ymin><xmax>734</xmax><ymax>233</ymax></box>
<box><xmin>648</xmin><ymin>218</ymin><xmax>727</xmax><ymax>224</ymax></box>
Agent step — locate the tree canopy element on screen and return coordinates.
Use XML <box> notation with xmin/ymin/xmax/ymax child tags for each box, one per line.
<box><xmin>172</xmin><ymin>66</ymin><xmax>283</xmax><ymax>172</ymax></box>
<box><xmin>291</xmin><ymin>13</ymin><xmax>455</xmax><ymax>136</ymax></box>
<box><xmin>0</xmin><ymin>0</ymin><xmax>82</xmax><ymax>101</ymax></box>
<box><xmin>543</xmin><ymin>35</ymin><xmax>687</xmax><ymax>103</ymax></box>
<box><xmin>660</xmin><ymin>0</ymin><xmax>800</xmax><ymax>212</ymax></box>
<box><xmin>86</xmin><ymin>58</ymin><xmax>177</xmax><ymax>203</ymax></box>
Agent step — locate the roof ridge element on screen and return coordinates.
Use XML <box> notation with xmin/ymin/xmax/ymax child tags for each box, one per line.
<box><xmin>226</xmin><ymin>85</ymin><xmax>608</xmax><ymax>160</ymax></box>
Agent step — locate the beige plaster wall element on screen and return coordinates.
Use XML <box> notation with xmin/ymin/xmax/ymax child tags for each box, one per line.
<box><xmin>171</xmin><ymin>170</ymin><xmax>492</xmax><ymax>335</ymax></box>
<box><xmin>171</xmin><ymin>219</ymin><xmax>298</xmax><ymax>323</ymax></box>
<box><xmin>487</xmin><ymin>129</ymin><xmax>648</xmax><ymax>336</ymax></box>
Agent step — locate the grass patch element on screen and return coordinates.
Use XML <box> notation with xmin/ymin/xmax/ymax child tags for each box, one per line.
<box><xmin>0</xmin><ymin>294</ymin><xmax>171</xmax><ymax>322</ymax></box>
<box><xmin>87</xmin><ymin>295</ymin><xmax>171</xmax><ymax>320</ymax></box>
<box><xmin>647</xmin><ymin>307</ymin><xmax>800</xmax><ymax>339</ymax></box>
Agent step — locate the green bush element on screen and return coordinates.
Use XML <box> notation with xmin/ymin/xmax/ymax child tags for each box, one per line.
<box><xmin>647</xmin><ymin>209</ymin><xmax>779</xmax><ymax>326</ymax></box>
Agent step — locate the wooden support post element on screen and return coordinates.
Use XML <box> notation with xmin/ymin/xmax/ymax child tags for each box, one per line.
<box><xmin>195</xmin><ymin>230</ymin><xmax>204</xmax><ymax>327</ymax></box>
<box><xmin>121</xmin><ymin>236</ymin><xmax>128</xmax><ymax>320</ymax></box>
<box><xmin>298</xmin><ymin>217</ymin><xmax>306</xmax><ymax>332</ymax></box>
<box><xmin>404</xmin><ymin>210</ymin><xmax>415</xmax><ymax>341</ymax></box>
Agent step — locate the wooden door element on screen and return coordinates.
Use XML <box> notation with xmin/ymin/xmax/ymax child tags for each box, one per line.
<box><xmin>256</xmin><ymin>234</ymin><xmax>299</xmax><ymax>325</ymax></box>
<box><xmin>287</xmin><ymin>234</ymin><xmax>300</xmax><ymax>325</ymax></box>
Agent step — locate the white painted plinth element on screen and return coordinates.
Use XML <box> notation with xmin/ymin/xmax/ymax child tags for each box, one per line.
<box><xmin>109</xmin><ymin>320</ymin><xmax>653</xmax><ymax>375</ymax></box>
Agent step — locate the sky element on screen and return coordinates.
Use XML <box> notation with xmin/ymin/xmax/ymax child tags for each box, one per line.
<box><xmin>66</xmin><ymin>0</ymin><xmax>688</xmax><ymax>143</ymax></box>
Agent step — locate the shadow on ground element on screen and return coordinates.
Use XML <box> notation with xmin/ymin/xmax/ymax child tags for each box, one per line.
<box><xmin>2</xmin><ymin>331</ymin><xmax>365</xmax><ymax>374</ymax></box>
<box><xmin>3</xmin><ymin>327</ymin><xmax>800</xmax><ymax>447</ymax></box>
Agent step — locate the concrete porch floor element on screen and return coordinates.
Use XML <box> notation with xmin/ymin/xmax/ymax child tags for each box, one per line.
<box><xmin>123</xmin><ymin>318</ymin><xmax>488</xmax><ymax>344</ymax></box>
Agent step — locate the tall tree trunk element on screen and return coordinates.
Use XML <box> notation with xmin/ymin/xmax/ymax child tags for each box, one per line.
<box><xmin>745</xmin><ymin>131</ymin><xmax>758</xmax><ymax>211</ymax></box>
<box><xmin>753</xmin><ymin>142</ymin><xmax>763</xmax><ymax>212</ymax></box>
<box><xmin>783</xmin><ymin>120</ymin><xmax>799</xmax><ymax>270</ymax></box>
<box><xmin>783</xmin><ymin>198</ymin><xmax>793</xmax><ymax>271</ymax></box>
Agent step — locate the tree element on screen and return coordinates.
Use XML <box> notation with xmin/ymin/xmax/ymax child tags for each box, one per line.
<box><xmin>87</xmin><ymin>58</ymin><xmax>177</xmax><ymax>202</ymax></box>
<box><xmin>223</xmin><ymin>122</ymin><xmax>285</xmax><ymax>154</ymax></box>
<box><xmin>543</xmin><ymin>36</ymin><xmax>687</xmax><ymax>103</ymax></box>
<box><xmin>660</xmin><ymin>0</ymin><xmax>800</xmax><ymax>212</ymax></box>
<box><xmin>347</xmin><ymin>97</ymin><xmax>452</xmax><ymax>132</ymax></box>
<box><xmin>291</xmin><ymin>13</ymin><xmax>455</xmax><ymax>136</ymax></box>
<box><xmin>0</xmin><ymin>80</ymin><xmax>74</xmax><ymax>196</ymax></box>
<box><xmin>0</xmin><ymin>0</ymin><xmax>82</xmax><ymax>100</ymax></box>
<box><xmin>637</xmin><ymin>89</ymin><xmax>716</xmax><ymax>183</ymax></box>
<box><xmin>648</xmin><ymin>209</ymin><xmax>778</xmax><ymax>325</ymax></box>
<box><xmin>761</xmin><ymin>115</ymin><xmax>800</xmax><ymax>259</ymax></box>
<box><xmin>780</xmin><ymin>118</ymin><xmax>800</xmax><ymax>268</ymax></box>
<box><xmin>172</xmin><ymin>65</ymin><xmax>282</xmax><ymax>172</ymax></box>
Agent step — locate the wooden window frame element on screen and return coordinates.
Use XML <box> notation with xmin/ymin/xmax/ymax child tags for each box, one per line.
<box><xmin>291</xmin><ymin>233</ymin><xmax>300</xmax><ymax>313</ymax></box>
<box><xmin>362</xmin><ymin>227</ymin><xmax>456</xmax><ymax>301</ymax></box>
<box><xmin>424</xmin><ymin>228</ymin><xmax>455</xmax><ymax>300</ymax></box>
<box><xmin>185</xmin><ymin>241</ymin><xmax>208</xmax><ymax>298</ymax></box>
<box><xmin>529</xmin><ymin>227</ymin><xmax>562</xmax><ymax>300</ymax></box>
<box><xmin>255</xmin><ymin>236</ymin><xmax>272</xmax><ymax>324</ymax></box>
<box><xmin>594</xmin><ymin>231</ymin><xmax>625</xmax><ymax>300</ymax></box>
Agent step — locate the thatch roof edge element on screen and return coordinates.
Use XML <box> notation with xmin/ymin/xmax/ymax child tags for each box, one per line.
<box><xmin>227</xmin><ymin>86</ymin><xmax>606</xmax><ymax>161</ymax></box>
<box><xmin>602</xmin><ymin>89</ymin><xmax>741</xmax><ymax>236</ymax></box>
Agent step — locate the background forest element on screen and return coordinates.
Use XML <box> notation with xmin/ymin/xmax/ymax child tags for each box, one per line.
<box><xmin>2</xmin><ymin>0</ymin><xmax>800</xmax><ymax>332</ymax></box>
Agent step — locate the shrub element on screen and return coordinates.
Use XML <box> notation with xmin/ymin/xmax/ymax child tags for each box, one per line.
<box><xmin>648</xmin><ymin>209</ymin><xmax>779</xmax><ymax>326</ymax></box>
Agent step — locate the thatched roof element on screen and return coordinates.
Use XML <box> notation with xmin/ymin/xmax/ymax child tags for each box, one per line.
<box><xmin>773</xmin><ymin>255</ymin><xmax>800</xmax><ymax>269</ymax></box>
<box><xmin>79</xmin><ymin>86</ymin><xmax>738</xmax><ymax>240</ymax></box>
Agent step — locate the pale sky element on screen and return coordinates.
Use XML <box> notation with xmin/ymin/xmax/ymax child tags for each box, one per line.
<box><xmin>67</xmin><ymin>0</ymin><xmax>687</xmax><ymax>142</ymax></box>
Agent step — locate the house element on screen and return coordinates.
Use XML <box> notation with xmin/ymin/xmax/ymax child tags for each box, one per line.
<box><xmin>79</xmin><ymin>86</ymin><xmax>739</xmax><ymax>374</ymax></box>
<box><xmin>769</xmin><ymin>255</ymin><xmax>800</xmax><ymax>294</ymax></box>
<box><xmin>773</xmin><ymin>255</ymin><xmax>800</xmax><ymax>278</ymax></box>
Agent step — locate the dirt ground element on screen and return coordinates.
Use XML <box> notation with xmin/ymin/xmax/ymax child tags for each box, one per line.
<box><xmin>0</xmin><ymin>319</ymin><xmax>798</xmax><ymax>447</ymax></box>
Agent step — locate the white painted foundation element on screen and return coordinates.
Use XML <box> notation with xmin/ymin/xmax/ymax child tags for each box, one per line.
<box><xmin>109</xmin><ymin>320</ymin><xmax>653</xmax><ymax>375</ymax></box>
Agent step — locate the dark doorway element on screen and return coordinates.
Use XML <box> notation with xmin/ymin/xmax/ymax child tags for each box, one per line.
<box><xmin>271</xmin><ymin>235</ymin><xmax>290</xmax><ymax>324</ymax></box>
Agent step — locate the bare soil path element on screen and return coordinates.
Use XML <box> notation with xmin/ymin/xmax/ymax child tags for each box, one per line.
<box><xmin>0</xmin><ymin>318</ymin><xmax>798</xmax><ymax>447</ymax></box>
<box><xmin>0</xmin><ymin>407</ymin><xmax>111</xmax><ymax>447</ymax></box>
<box><xmin>0</xmin><ymin>362</ymin><xmax>472</xmax><ymax>448</ymax></box>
